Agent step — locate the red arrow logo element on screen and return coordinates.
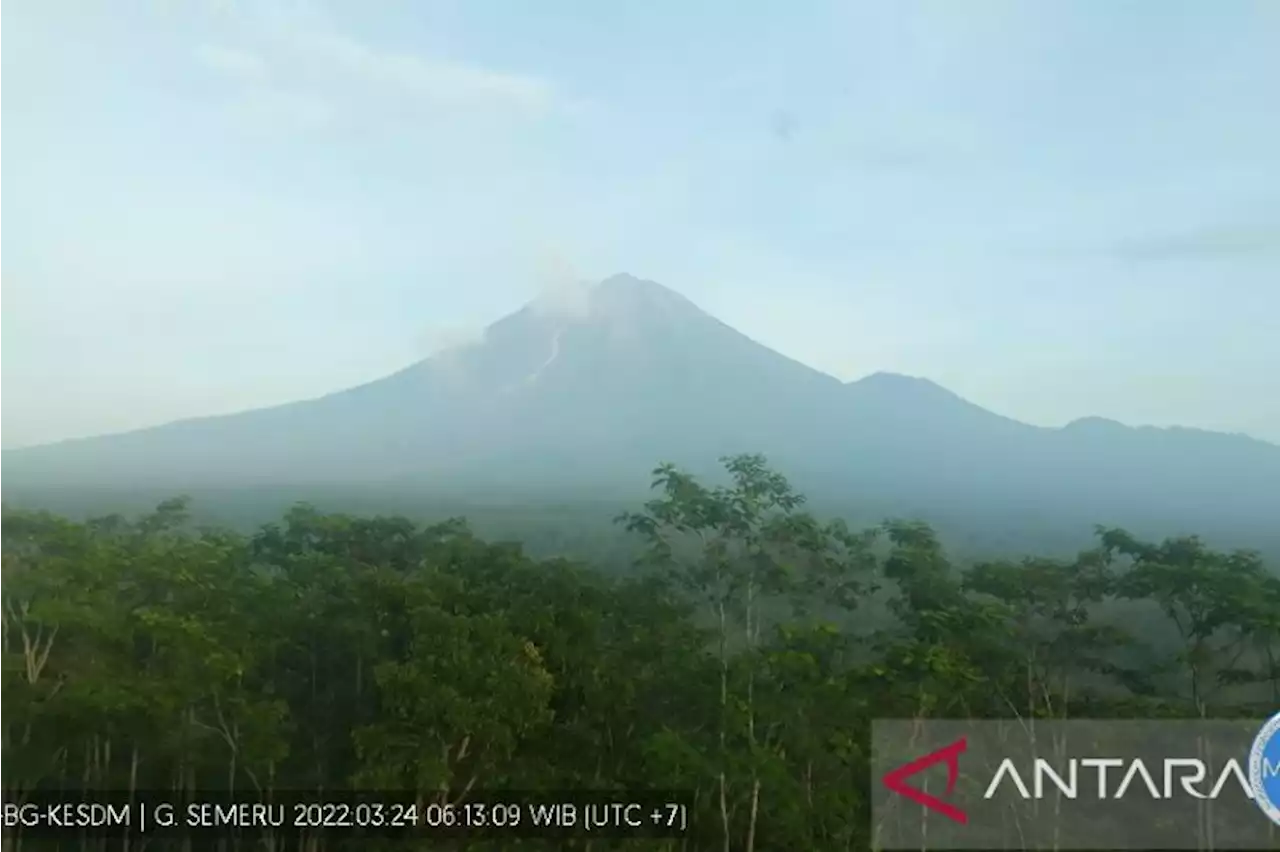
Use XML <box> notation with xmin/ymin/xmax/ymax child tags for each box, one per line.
<box><xmin>882</xmin><ymin>736</ymin><xmax>968</xmax><ymax>824</ymax></box>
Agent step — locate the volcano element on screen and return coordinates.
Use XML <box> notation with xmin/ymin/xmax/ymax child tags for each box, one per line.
<box><xmin>5</xmin><ymin>273</ymin><xmax>1278</xmax><ymax>546</ymax></box>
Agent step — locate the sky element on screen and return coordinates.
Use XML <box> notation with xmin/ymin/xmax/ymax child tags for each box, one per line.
<box><xmin>3</xmin><ymin>0</ymin><xmax>1278</xmax><ymax>448</ymax></box>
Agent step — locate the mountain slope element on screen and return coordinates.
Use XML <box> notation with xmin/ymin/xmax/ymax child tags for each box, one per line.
<box><xmin>3</xmin><ymin>275</ymin><xmax>841</xmax><ymax>486</ymax></box>
<box><xmin>5</xmin><ymin>273</ymin><xmax>1278</xmax><ymax>547</ymax></box>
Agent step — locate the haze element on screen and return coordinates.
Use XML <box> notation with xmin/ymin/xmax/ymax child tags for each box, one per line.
<box><xmin>3</xmin><ymin>0</ymin><xmax>1278</xmax><ymax>449</ymax></box>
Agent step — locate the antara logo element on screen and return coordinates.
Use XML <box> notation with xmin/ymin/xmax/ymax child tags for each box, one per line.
<box><xmin>881</xmin><ymin>737</ymin><xmax>969</xmax><ymax>824</ymax></box>
<box><xmin>882</xmin><ymin>735</ymin><xmax>1262</xmax><ymax>823</ymax></box>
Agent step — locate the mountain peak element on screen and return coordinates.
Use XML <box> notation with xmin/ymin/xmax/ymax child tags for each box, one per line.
<box><xmin>841</xmin><ymin>371</ymin><xmax>1032</xmax><ymax>434</ymax></box>
<box><xmin>521</xmin><ymin>274</ymin><xmax>700</xmax><ymax>327</ymax></box>
<box><xmin>591</xmin><ymin>273</ymin><xmax>699</xmax><ymax>316</ymax></box>
<box><xmin>598</xmin><ymin>271</ymin><xmax>651</xmax><ymax>288</ymax></box>
<box><xmin>846</xmin><ymin>371</ymin><xmax>957</xmax><ymax>399</ymax></box>
<box><xmin>1065</xmin><ymin>416</ymin><xmax>1127</xmax><ymax>432</ymax></box>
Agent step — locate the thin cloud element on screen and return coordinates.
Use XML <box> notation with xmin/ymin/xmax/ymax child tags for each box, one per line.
<box><xmin>197</xmin><ymin>2</ymin><xmax>563</xmax><ymax>118</ymax></box>
<box><xmin>290</xmin><ymin>31</ymin><xmax>557</xmax><ymax>113</ymax></box>
<box><xmin>194</xmin><ymin>41</ymin><xmax>334</xmax><ymax>131</ymax></box>
<box><xmin>1108</xmin><ymin>225</ymin><xmax>1280</xmax><ymax>261</ymax></box>
<box><xmin>194</xmin><ymin>44</ymin><xmax>269</xmax><ymax>81</ymax></box>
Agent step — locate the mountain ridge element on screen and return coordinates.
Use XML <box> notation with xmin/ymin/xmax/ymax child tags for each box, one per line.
<box><xmin>4</xmin><ymin>273</ymin><xmax>1277</xmax><ymax>550</ymax></box>
<box><xmin>11</xmin><ymin>274</ymin><xmax>1271</xmax><ymax>450</ymax></box>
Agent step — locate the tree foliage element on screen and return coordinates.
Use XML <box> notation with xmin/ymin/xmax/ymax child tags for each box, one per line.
<box><xmin>4</xmin><ymin>455</ymin><xmax>1278</xmax><ymax>851</ymax></box>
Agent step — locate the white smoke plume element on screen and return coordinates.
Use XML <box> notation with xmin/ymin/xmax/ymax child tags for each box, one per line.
<box><xmin>529</xmin><ymin>248</ymin><xmax>593</xmax><ymax>321</ymax></box>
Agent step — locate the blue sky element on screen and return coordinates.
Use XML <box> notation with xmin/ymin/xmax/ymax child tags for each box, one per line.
<box><xmin>4</xmin><ymin>0</ymin><xmax>1278</xmax><ymax>447</ymax></box>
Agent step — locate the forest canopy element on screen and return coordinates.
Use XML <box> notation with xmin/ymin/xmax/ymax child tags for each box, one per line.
<box><xmin>3</xmin><ymin>455</ymin><xmax>1278</xmax><ymax>851</ymax></box>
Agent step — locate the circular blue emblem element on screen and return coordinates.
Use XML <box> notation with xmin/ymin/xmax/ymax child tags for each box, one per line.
<box><xmin>1250</xmin><ymin>711</ymin><xmax>1280</xmax><ymax>827</ymax></box>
